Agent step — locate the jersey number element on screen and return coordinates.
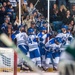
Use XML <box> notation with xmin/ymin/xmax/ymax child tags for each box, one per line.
<box><xmin>20</xmin><ymin>35</ymin><xmax>25</xmax><ymax>39</ymax></box>
<box><xmin>28</xmin><ymin>38</ymin><xmax>32</xmax><ymax>44</ymax></box>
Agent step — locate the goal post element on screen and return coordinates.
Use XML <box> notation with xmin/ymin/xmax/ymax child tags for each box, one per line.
<box><xmin>0</xmin><ymin>47</ymin><xmax>17</xmax><ymax>75</ymax></box>
<box><xmin>14</xmin><ymin>51</ymin><xmax>17</xmax><ymax>75</ymax></box>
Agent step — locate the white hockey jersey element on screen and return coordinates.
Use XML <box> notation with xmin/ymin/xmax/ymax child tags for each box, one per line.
<box><xmin>28</xmin><ymin>35</ymin><xmax>39</xmax><ymax>51</ymax></box>
<box><xmin>56</xmin><ymin>33</ymin><xmax>73</xmax><ymax>41</ymax></box>
<box><xmin>15</xmin><ymin>32</ymin><xmax>28</xmax><ymax>46</ymax></box>
<box><xmin>37</xmin><ymin>32</ymin><xmax>49</xmax><ymax>44</ymax></box>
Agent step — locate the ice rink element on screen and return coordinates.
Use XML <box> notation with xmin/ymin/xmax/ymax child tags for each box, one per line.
<box><xmin>0</xmin><ymin>72</ymin><xmax>58</xmax><ymax>75</ymax></box>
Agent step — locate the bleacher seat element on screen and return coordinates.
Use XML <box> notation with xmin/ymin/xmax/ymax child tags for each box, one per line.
<box><xmin>52</xmin><ymin>21</ymin><xmax>63</xmax><ymax>32</ymax></box>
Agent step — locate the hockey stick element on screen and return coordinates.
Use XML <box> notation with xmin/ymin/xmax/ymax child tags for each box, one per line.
<box><xmin>0</xmin><ymin>33</ymin><xmax>43</xmax><ymax>75</ymax></box>
<box><xmin>34</xmin><ymin>0</ymin><xmax>39</xmax><ymax>8</ymax></box>
<box><xmin>28</xmin><ymin>0</ymin><xmax>39</xmax><ymax>15</ymax></box>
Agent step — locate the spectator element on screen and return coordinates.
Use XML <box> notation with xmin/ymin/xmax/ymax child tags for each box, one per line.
<box><xmin>68</xmin><ymin>20</ymin><xmax>74</xmax><ymax>30</ymax></box>
<box><xmin>5</xmin><ymin>15</ymin><xmax>10</xmax><ymax>22</ymax></box>
<box><xmin>21</xmin><ymin>3</ymin><xmax>28</xmax><ymax>16</ymax></box>
<box><xmin>63</xmin><ymin>10</ymin><xmax>73</xmax><ymax>24</ymax></box>
<box><xmin>1</xmin><ymin>18</ymin><xmax>10</xmax><ymax>34</ymax></box>
<box><xmin>50</xmin><ymin>3</ymin><xmax>58</xmax><ymax>15</ymax></box>
<box><xmin>70</xmin><ymin>4</ymin><xmax>75</xmax><ymax>22</ymax></box>
<box><xmin>0</xmin><ymin>6</ymin><xmax>7</xmax><ymax>24</ymax></box>
<box><xmin>50</xmin><ymin>3</ymin><xmax>59</xmax><ymax>22</ymax></box>
<box><xmin>29</xmin><ymin>14</ymin><xmax>35</xmax><ymax>23</ymax></box>
<box><xmin>22</xmin><ymin>15</ymin><xmax>31</xmax><ymax>29</ymax></box>
<box><xmin>23</xmin><ymin>14</ymin><xmax>35</xmax><ymax>31</ymax></box>
<box><xmin>14</xmin><ymin>16</ymin><xmax>20</xmax><ymax>26</ymax></box>
<box><xmin>7</xmin><ymin>22</ymin><xmax>13</xmax><ymax>39</ymax></box>
<box><xmin>58</xmin><ymin>5</ymin><xmax>67</xmax><ymax>21</ymax></box>
<box><xmin>7</xmin><ymin>4</ymin><xmax>14</xmax><ymax>22</ymax></box>
<box><xmin>70</xmin><ymin>4</ymin><xmax>75</xmax><ymax>15</ymax></box>
<box><xmin>32</xmin><ymin>10</ymin><xmax>38</xmax><ymax>19</ymax></box>
<box><xmin>68</xmin><ymin>20</ymin><xmax>75</xmax><ymax>35</ymax></box>
<box><xmin>50</xmin><ymin>0</ymin><xmax>56</xmax><ymax>10</ymax></box>
<box><xmin>3</xmin><ymin>2</ymin><xmax>7</xmax><ymax>9</ymax></box>
<box><xmin>14</xmin><ymin>16</ymin><xmax>20</xmax><ymax>31</ymax></box>
<box><xmin>72</xmin><ymin>23</ymin><xmax>75</xmax><ymax>37</ymax></box>
<box><xmin>27</xmin><ymin>2</ymin><xmax>36</xmax><ymax>15</ymax></box>
<box><xmin>6</xmin><ymin>1</ymin><xmax>11</xmax><ymax>9</ymax></box>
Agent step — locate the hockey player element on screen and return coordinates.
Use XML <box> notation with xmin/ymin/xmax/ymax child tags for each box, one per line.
<box><xmin>37</xmin><ymin>26</ymin><xmax>50</xmax><ymax>68</ymax></box>
<box><xmin>15</xmin><ymin>26</ymin><xmax>30</xmax><ymax>71</ymax></box>
<box><xmin>58</xmin><ymin>38</ymin><xmax>75</xmax><ymax>75</ymax></box>
<box><xmin>55</xmin><ymin>25</ymin><xmax>74</xmax><ymax>54</ymax></box>
<box><xmin>56</xmin><ymin>25</ymin><xmax>73</xmax><ymax>47</ymax></box>
<box><xmin>45</xmin><ymin>37</ymin><xmax>62</xmax><ymax>70</ymax></box>
<box><xmin>15</xmin><ymin>26</ymin><xmax>29</xmax><ymax>55</ymax></box>
<box><xmin>27</xmin><ymin>28</ymin><xmax>41</xmax><ymax>68</ymax></box>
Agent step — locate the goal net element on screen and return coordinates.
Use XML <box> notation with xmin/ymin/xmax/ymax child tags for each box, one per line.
<box><xmin>0</xmin><ymin>47</ymin><xmax>17</xmax><ymax>75</ymax></box>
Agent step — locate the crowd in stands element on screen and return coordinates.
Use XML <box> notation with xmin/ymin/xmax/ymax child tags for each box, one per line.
<box><xmin>0</xmin><ymin>0</ymin><xmax>75</xmax><ymax>71</ymax></box>
<box><xmin>0</xmin><ymin>0</ymin><xmax>75</xmax><ymax>37</ymax></box>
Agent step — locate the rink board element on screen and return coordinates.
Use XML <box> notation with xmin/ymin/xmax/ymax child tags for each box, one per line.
<box><xmin>0</xmin><ymin>72</ymin><xmax>58</xmax><ymax>75</ymax></box>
